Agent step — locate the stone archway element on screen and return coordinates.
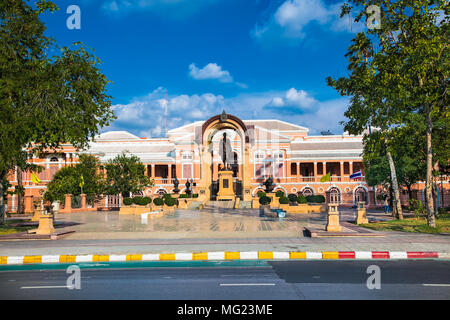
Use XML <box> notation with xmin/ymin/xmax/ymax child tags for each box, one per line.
<box><xmin>197</xmin><ymin>112</ymin><xmax>253</xmax><ymax>201</ymax></box>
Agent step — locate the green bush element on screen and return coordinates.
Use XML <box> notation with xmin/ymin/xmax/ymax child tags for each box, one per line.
<box><xmin>257</xmin><ymin>191</ymin><xmax>266</xmax><ymax>198</ymax></box>
<box><xmin>279</xmin><ymin>196</ymin><xmax>289</xmax><ymax>204</ymax></box>
<box><xmin>153</xmin><ymin>197</ymin><xmax>164</xmax><ymax>206</ymax></box>
<box><xmin>164</xmin><ymin>196</ymin><xmax>177</xmax><ymax>206</ymax></box>
<box><xmin>179</xmin><ymin>194</ymin><xmax>189</xmax><ymax>198</ymax></box>
<box><xmin>288</xmin><ymin>194</ymin><xmax>297</xmax><ymax>202</ymax></box>
<box><xmin>162</xmin><ymin>193</ymin><xmax>171</xmax><ymax>200</ymax></box>
<box><xmin>306</xmin><ymin>195</ymin><xmax>325</xmax><ymax>203</ymax></box>
<box><xmin>192</xmin><ymin>194</ymin><xmax>198</xmax><ymax>198</ymax></box>
<box><xmin>132</xmin><ymin>196</ymin><xmax>146</xmax><ymax>205</ymax></box>
<box><xmin>143</xmin><ymin>197</ymin><xmax>152</xmax><ymax>205</ymax></box>
<box><xmin>297</xmin><ymin>195</ymin><xmax>307</xmax><ymax>204</ymax></box>
<box><xmin>259</xmin><ymin>196</ymin><xmax>271</xmax><ymax>205</ymax></box>
<box><xmin>275</xmin><ymin>190</ymin><xmax>285</xmax><ymax>197</ymax></box>
<box><xmin>315</xmin><ymin>195</ymin><xmax>325</xmax><ymax>203</ymax></box>
<box><xmin>123</xmin><ymin>197</ymin><xmax>133</xmax><ymax>206</ymax></box>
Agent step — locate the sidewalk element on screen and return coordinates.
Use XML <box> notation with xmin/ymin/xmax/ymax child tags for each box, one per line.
<box><xmin>1</xmin><ymin>209</ymin><xmax>449</xmax><ymax>258</ymax></box>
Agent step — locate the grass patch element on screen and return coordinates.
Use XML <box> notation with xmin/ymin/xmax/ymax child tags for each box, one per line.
<box><xmin>361</xmin><ymin>213</ymin><xmax>450</xmax><ymax>234</ymax></box>
<box><xmin>0</xmin><ymin>220</ymin><xmax>34</xmax><ymax>235</ymax></box>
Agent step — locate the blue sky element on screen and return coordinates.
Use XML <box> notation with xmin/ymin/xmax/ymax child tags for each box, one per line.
<box><xmin>41</xmin><ymin>0</ymin><xmax>366</xmax><ymax>137</ymax></box>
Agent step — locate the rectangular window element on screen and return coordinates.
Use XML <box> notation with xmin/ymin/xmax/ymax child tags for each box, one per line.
<box><xmin>182</xmin><ymin>164</ymin><xmax>192</xmax><ymax>179</ymax></box>
<box><xmin>274</xmin><ymin>162</ymin><xmax>283</xmax><ymax>178</ymax></box>
<box><xmin>255</xmin><ymin>163</ymin><xmax>264</xmax><ymax>178</ymax></box>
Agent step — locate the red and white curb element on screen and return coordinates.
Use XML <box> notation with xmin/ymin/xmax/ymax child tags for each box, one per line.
<box><xmin>0</xmin><ymin>251</ymin><xmax>447</xmax><ymax>265</ymax></box>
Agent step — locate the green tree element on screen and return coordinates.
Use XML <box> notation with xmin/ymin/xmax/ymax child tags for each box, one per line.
<box><xmin>328</xmin><ymin>0</ymin><xmax>448</xmax><ymax>226</ymax></box>
<box><xmin>104</xmin><ymin>152</ymin><xmax>153</xmax><ymax>197</ymax></box>
<box><xmin>44</xmin><ymin>154</ymin><xmax>105</xmax><ymax>204</ymax></box>
<box><xmin>0</xmin><ymin>1</ymin><xmax>116</xmax><ymax>222</ymax></box>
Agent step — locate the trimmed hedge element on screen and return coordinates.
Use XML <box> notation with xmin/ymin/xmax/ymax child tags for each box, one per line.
<box><xmin>132</xmin><ymin>196</ymin><xmax>148</xmax><ymax>205</ymax></box>
<box><xmin>306</xmin><ymin>195</ymin><xmax>325</xmax><ymax>203</ymax></box>
<box><xmin>164</xmin><ymin>196</ymin><xmax>177</xmax><ymax>206</ymax></box>
<box><xmin>288</xmin><ymin>194</ymin><xmax>298</xmax><ymax>203</ymax></box>
<box><xmin>257</xmin><ymin>191</ymin><xmax>266</xmax><ymax>198</ymax></box>
<box><xmin>259</xmin><ymin>196</ymin><xmax>271</xmax><ymax>205</ymax></box>
<box><xmin>179</xmin><ymin>194</ymin><xmax>189</xmax><ymax>198</ymax></box>
<box><xmin>279</xmin><ymin>196</ymin><xmax>289</xmax><ymax>204</ymax></box>
<box><xmin>192</xmin><ymin>194</ymin><xmax>198</xmax><ymax>198</ymax></box>
<box><xmin>123</xmin><ymin>197</ymin><xmax>133</xmax><ymax>206</ymax></box>
<box><xmin>275</xmin><ymin>190</ymin><xmax>285</xmax><ymax>198</ymax></box>
<box><xmin>153</xmin><ymin>197</ymin><xmax>164</xmax><ymax>206</ymax></box>
<box><xmin>297</xmin><ymin>195</ymin><xmax>307</xmax><ymax>204</ymax></box>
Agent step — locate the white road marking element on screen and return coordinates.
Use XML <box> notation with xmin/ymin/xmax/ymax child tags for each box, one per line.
<box><xmin>20</xmin><ymin>286</ymin><xmax>70</xmax><ymax>289</ymax></box>
<box><xmin>422</xmin><ymin>284</ymin><xmax>450</xmax><ymax>287</ymax></box>
<box><xmin>220</xmin><ymin>283</ymin><xmax>276</xmax><ymax>286</ymax></box>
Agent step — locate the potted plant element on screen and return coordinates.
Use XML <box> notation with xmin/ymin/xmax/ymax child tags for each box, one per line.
<box><xmin>259</xmin><ymin>195</ymin><xmax>271</xmax><ymax>216</ymax></box>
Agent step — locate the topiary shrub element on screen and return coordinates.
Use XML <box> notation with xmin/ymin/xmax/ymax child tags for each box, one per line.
<box><xmin>257</xmin><ymin>191</ymin><xmax>266</xmax><ymax>198</ymax></box>
<box><xmin>192</xmin><ymin>194</ymin><xmax>198</xmax><ymax>198</ymax></box>
<box><xmin>297</xmin><ymin>195</ymin><xmax>307</xmax><ymax>204</ymax></box>
<box><xmin>315</xmin><ymin>195</ymin><xmax>325</xmax><ymax>203</ymax></box>
<box><xmin>123</xmin><ymin>197</ymin><xmax>133</xmax><ymax>206</ymax></box>
<box><xmin>259</xmin><ymin>196</ymin><xmax>271</xmax><ymax>205</ymax></box>
<box><xmin>279</xmin><ymin>196</ymin><xmax>289</xmax><ymax>204</ymax></box>
<box><xmin>164</xmin><ymin>196</ymin><xmax>177</xmax><ymax>207</ymax></box>
<box><xmin>153</xmin><ymin>197</ymin><xmax>164</xmax><ymax>206</ymax></box>
<box><xmin>306</xmin><ymin>195</ymin><xmax>315</xmax><ymax>203</ymax></box>
<box><xmin>275</xmin><ymin>190</ymin><xmax>285</xmax><ymax>197</ymax></box>
<box><xmin>288</xmin><ymin>194</ymin><xmax>297</xmax><ymax>203</ymax></box>
<box><xmin>162</xmin><ymin>193</ymin><xmax>171</xmax><ymax>200</ymax></box>
<box><xmin>179</xmin><ymin>194</ymin><xmax>189</xmax><ymax>198</ymax></box>
<box><xmin>132</xmin><ymin>196</ymin><xmax>146</xmax><ymax>205</ymax></box>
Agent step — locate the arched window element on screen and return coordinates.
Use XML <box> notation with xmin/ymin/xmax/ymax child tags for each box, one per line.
<box><xmin>354</xmin><ymin>187</ymin><xmax>367</xmax><ymax>204</ymax></box>
<box><xmin>301</xmin><ymin>187</ymin><xmax>314</xmax><ymax>197</ymax></box>
<box><xmin>157</xmin><ymin>189</ymin><xmax>168</xmax><ymax>197</ymax></box>
<box><xmin>328</xmin><ymin>187</ymin><xmax>341</xmax><ymax>204</ymax></box>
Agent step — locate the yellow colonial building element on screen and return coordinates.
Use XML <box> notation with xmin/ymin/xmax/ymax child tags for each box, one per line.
<box><xmin>5</xmin><ymin>112</ymin><xmax>448</xmax><ymax>212</ymax></box>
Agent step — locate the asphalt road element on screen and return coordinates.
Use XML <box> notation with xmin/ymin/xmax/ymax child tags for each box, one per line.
<box><xmin>0</xmin><ymin>260</ymin><xmax>449</xmax><ymax>300</ymax></box>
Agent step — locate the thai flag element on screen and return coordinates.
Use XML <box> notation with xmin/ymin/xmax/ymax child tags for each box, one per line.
<box><xmin>350</xmin><ymin>170</ymin><xmax>362</xmax><ymax>179</ymax></box>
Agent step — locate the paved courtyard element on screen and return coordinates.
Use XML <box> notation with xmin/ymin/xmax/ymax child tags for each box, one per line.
<box><xmin>54</xmin><ymin>209</ymin><xmax>320</xmax><ymax>239</ymax></box>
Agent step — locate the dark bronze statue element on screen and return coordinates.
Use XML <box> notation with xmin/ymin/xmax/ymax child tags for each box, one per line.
<box><xmin>173</xmin><ymin>177</ymin><xmax>180</xmax><ymax>194</ymax></box>
<box><xmin>263</xmin><ymin>176</ymin><xmax>275</xmax><ymax>193</ymax></box>
<box><xmin>219</xmin><ymin>132</ymin><xmax>232</xmax><ymax>170</ymax></box>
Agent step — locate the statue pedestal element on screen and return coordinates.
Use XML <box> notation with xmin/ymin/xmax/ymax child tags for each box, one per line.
<box><xmin>326</xmin><ymin>204</ymin><xmax>341</xmax><ymax>232</ymax></box>
<box><xmin>217</xmin><ymin>171</ymin><xmax>234</xmax><ymax>201</ymax></box>
<box><xmin>356</xmin><ymin>201</ymin><xmax>368</xmax><ymax>224</ymax></box>
<box><xmin>35</xmin><ymin>214</ymin><xmax>56</xmax><ymax>235</ymax></box>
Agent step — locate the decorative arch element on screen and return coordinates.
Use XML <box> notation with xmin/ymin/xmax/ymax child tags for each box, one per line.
<box><xmin>300</xmin><ymin>186</ymin><xmax>315</xmax><ymax>196</ymax></box>
<box><xmin>273</xmin><ymin>185</ymin><xmax>287</xmax><ymax>195</ymax></box>
<box><xmin>252</xmin><ymin>187</ymin><xmax>265</xmax><ymax>197</ymax></box>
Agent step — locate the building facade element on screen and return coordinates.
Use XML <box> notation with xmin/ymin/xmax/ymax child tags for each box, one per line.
<box><xmin>5</xmin><ymin>113</ymin><xmax>448</xmax><ymax>212</ymax></box>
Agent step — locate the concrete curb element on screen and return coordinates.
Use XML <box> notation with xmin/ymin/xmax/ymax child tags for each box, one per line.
<box><xmin>0</xmin><ymin>251</ymin><xmax>446</xmax><ymax>265</ymax></box>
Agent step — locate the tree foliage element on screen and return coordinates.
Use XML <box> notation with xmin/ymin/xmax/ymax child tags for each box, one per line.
<box><xmin>104</xmin><ymin>152</ymin><xmax>153</xmax><ymax>197</ymax></box>
<box><xmin>327</xmin><ymin>0</ymin><xmax>448</xmax><ymax>226</ymax></box>
<box><xmin>0</xmin><ymin>1</ymin><xmax>116</xmax><ymax>221</ymax></box>
<box><xmin>44</xmin><ymin>154</ymin><xmax>105</xmax><ymax>203</ymax></box>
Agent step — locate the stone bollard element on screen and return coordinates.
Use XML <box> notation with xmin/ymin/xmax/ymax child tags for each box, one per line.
<box><xmin>326</xmin><ymin>203</ymin><xmax>341</xmax><ymax>232</ymax></box>
<box><xmin>356</xmin><ymin>201</ymin><xmax>368</xmax><ymax>224</ymax></box>
<box><xmin>35</xmin><ymin>214</ymin><xmax>55</xmax><ymax>235</ymax></box>
<box><xmin>31</xmin><ymin>201</ymin><xmax>41</xmax><ymax>222</ymax></box>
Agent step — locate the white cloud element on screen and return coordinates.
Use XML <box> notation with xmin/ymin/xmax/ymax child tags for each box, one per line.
<box><xmin>106</xmin><ymin>87</ymin><xmax>349</xmax><ymax>137</ymax></box>
<box><xmin>189</xmin><ymin>63</ymin><xmax>233</xmax><ymax>83</ymax></box>
<box><xmin>252</xmin><ymin>0</ymin><xmax>365</xmax><ymax>42</ymax></box>
<box><xmin>268</xmin><ymin>88</ymin><xmax>317</xmax><ymax>109</ymax></box>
